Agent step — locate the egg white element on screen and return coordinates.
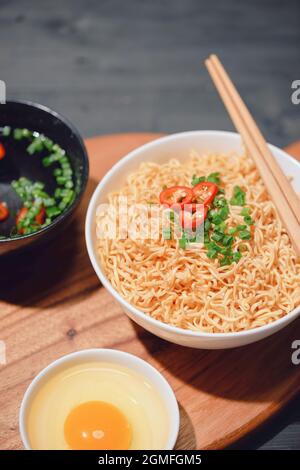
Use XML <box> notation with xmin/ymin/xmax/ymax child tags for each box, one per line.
<box><xmin>26</xmin><ymin>361</ymin><xmax>169</xmax><ymax>450</ymax></box>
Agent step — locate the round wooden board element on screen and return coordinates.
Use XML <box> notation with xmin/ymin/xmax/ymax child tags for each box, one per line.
<box><xmin>0</xmin><ymin>133</ymin><xmax>300</xmax><ymax>450</ymax></box>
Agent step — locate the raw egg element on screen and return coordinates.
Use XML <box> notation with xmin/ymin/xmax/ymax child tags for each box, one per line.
<box><xmin>26</xmin><ymin>361</ymin><xmax>169</xmax><ymax>449</ymax></box>
<box><xmin>64</xmin><ymin>400</ymin><xmax>132</xmax><ymax>450</ymax></box>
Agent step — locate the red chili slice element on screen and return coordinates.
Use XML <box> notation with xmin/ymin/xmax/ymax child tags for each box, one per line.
<box><xmin>16</xmin><ymin>207</ymin><xmax>28</xmax><ymax>226</ymax></box>
<box><xmin>192</xmin><ymin>181</ymin><xmax>218</xmax><ymax>207</ymax></box>
<box><xmin>0</xmin><ymin>143</ymin><xmax>5</xmax><ymax>160</ymax></box>
<box><xmin>16</xmin><ymin>206</ymin><xmax>46</xmax><ymax>234</ymax></box>
<box><xmin>35</xmin><ymin>206</ymin><xmax>46</xmax><ymax>225</ymax></box>
<box><xmin>16</xmin><ymin>207</ymin><xmax>28</xmax><ymax>234</ymax></box>
<box><xmin>179</xmin><ymin>206</ymin><xmax>208</xmax><ymax>230</ymax></box>
<box><xmin>0</xmin><ymin>202</ymin><xmax>9</xmax><ymax>221</ymax></box>
<box><xmin>159</xmin><ymin>186</ymin><xmax>193</xmax><ymax>209</ymax></box>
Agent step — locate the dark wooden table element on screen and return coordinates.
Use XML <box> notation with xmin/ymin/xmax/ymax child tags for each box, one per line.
<box><xmin>0</xmin><ymin>0</ymin><xmax>300</xmax><ymax>450</ymax></box>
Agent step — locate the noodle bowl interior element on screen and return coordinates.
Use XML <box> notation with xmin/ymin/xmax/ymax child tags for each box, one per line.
<box><xmin>96</xmin><ymin>150</ymin><xmax>300</xmax><ymax>333</ymax></box>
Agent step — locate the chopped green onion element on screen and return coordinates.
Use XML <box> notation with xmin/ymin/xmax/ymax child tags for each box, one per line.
<box><xmin>204</xmin><ymin>219</ymin><xmax>211</xmax><ymax>231</ymax></box>
<box><xmin>56</xmin><ymin>176</ymin><xmax>67</xmax><ymax>185</ymax></box>
<box><xmin>239</xmin><ymin>230</ymin><xmax>251</xmax><ymax>240</ymax></box>
<box><xmin>43</xmin><ymin>198</ymin><xmax>56</xmax><ymax>207</ymax></box>
<box><xmin>62</xmin><ymin>168</ymin><xmax>73</xmax><ymax>178</ymax></box>
<box><xmin>213</xmin><ymin>197</ymin><xmax>225</xmax><ymax>208</ymax></box>
<box><xmin>179</xmin><ymin>236</ymin><xmax>187</xmax><ymax>249</ymax></box>
<box><xmin>207</xmin><ymin>248</ymin><xmax>218</xmax><ymax>259</ymax></box>
<box><xmin>27</xmin><ymin>137</ymin><xmax>44</xmax><ymax>154</ymax></box>
<box><xmin>52</xmin><ymin>144</ymin><xmax>65</xmax><ymax>155</ymax></box>
<box><xmin>61</xmin><ymin>162</ymin><xmax>71</xmax><ymax>170</ymax></box>
<box><xmin>228</xmin><ymin>227</ymin><xmax>237</xmax><ymax>235</ymax></box>
<box><xmin>207</xmin><ymin>172</ymin><xmax>221</xmax><ymax>185</ymax></box>
<box><xmin>169</xmin><ymin>211</ymin><xmax>175</xmax><ymax>222</ymax></box>
<box><xmin>58</xmin><ymin>200</ymin><xmax>68</xmax><ymax>211</ymax></box>
<box><xmin>233</xmin><ymin>251</ymin><xmax>242</xmax><ymax>262</ymax></box>
<box><xmin>219</xmin><ymin>206</ymin><xmax>229</xmax><ymax>220</ymax></box>
<box><xmin>204</xmin><ymin>233</ymin><xmax>210</xmax><ymax>244</ymax></box>
<box><xmin>230</xmin><ymin>186</ymin><xmax>246</xmax><ymax>206</ymax></box>
<box><xmin>13</xmin><ymin>128</ymin><xmax>24</xmax><ymax>140</ymax></box>
<box><xmin>67</xmin><ymin>181</ymin><xmax>74</xmax><ymax>190</ymax></box>
<box><xmin>53</xmin><ymin>168</ymin><xmax>62</xmax><ymax>177</ymax></box>
<box><xmin>220</xmin><ymin>256</ymin><xmax>232</xmax><ymax>266</ymax></box>
<box><xmin>240</xmin><ymin>207</ymin><xmax>250</xmax><ymax>216</ymax></box>
<box><xmin>211</xmin><ymin>232</ymin><xmax>223</xmax><ymax>243</ymax></box>
<box><xmin>46</xmin><ymin>206</ymin><xmax>61</xmax><ymax>218</ymax></box>
<box><xmin>191</xmin><ymin>175</ymin><xmax>206</xmax><ymax>186</ymax></box>
<box><xmin>244</xmin><ymin>215</ymin><xmax>254</xmax><ymax>225</ymax></box>
<box><xmin>21</xmin><ymin>128</ymin><xmax>31</xmax><ymax>138</ymax></box>
<box><xmin>43</xmin><ymin>137</ymin><xmax>54</xmax><ymax>150</ymax></box>
<box><xmin>222</xmin><ymin>235</ymin><xmax>234</xmax><ymax>246</ymax></box>
<box><xmin>33</xmin><ymin>182</ymin><xmax>45</xmax><ymax>190</ymax></box>
<box><xmin>219</xmin><ymin>246</ymin><xmax>230</xmax><ymax>255</ymax></box>
<box><xmin>210</xmin><ymin>213</ymin><xmax>223</xmax><ymax>225</ymax></box>
<box><xmin>2</xmin><ymin>126</ymin><xmax>11</xmax><ymax>136</ymax></box>
<box><xmin>206</xmin><ymin>242</ymin><xmax>222</xmax><ymax>253</ymax></box>
<box><xmin>54</xmin><ymin>188</ymin><xmax>62</xmax><ymax>198</ymax></box>
<box><xmin>60</xmin><ymin>156</ymin><xmax>68</xmax><ymax>164</ymax></box>
<box><xmin>217</xmin><ymin>221</ymin><xmax>226</xmax><ymax>232</ymax></box>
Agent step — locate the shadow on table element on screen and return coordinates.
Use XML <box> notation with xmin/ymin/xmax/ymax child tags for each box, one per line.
<box><xmin>133</xmin><ymin>320</ymin><xmax>300</xmax><ymax>449</ymax></box>
<box><xmin>229</xmin><ymin>392</ymin><xmax>300</xmax><ymax>449</ymax></box>
<box><xmin>0</xmin><ymin>178</ymin><xmax>98</xmax><ymax>308</ymax></box>
<box><xmin>133</xmin><ymin>319</ymin><xmax>300</xmax><ymax>403</ymax></box>
<box><xmin>175</xmin><ymin>403</ymin><xmax>197</xmax><ymax>450</ymax></box>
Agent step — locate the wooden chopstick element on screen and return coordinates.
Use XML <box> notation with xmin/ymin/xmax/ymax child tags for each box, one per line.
<box><xmin>205</xmin><ymin>55</ymin><xmax>300</xmax><ymax>257</ymax></box>
<box><xmin>209</xmin><ymin>54</ymin><xmax>300</xmax><ymax>226</ymax></box>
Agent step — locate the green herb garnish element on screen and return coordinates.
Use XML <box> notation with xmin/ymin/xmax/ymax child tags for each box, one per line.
<box><xmin>239</xmin><ymin>230</ymin><xmax>251</xmax><ymax>240</ymax></box>
<box><xmin>211</xmin><ymin>231</ymin><xmax>224</xmax><ymax>243</ymax></box>
<box><xmin>191</xmin><ymin>175</ymin><xmax>206</xmax><ymax>186</ymax></box>
<box><xmin>232</xmin><ymin>251</ymin><xmax>242</xmax><ymax>262</ymax></box>
<box><xmin>179</xmin><ymin>236</ymin><xmax>187</xmax><ymax>249</ymax></box>
<box><xmin>228</xmin><ymin>227</ymin><xmax>237</xmax><ymax>235</ymax></box>
<box><xmin>222</xmin><ymin>235</ymin><xmax>234</xmax><ymax>246</ymax></box>
<box><xmin>191</xmin><ymin>172</ymin><xmax>221</xmax><ymax>187</ymax></box>
<box><xmin>1</xmin><ymin>127</ymin><xmax>76</xmax><ymax>238</ymax></box>
<box><xmin>240</xmin><ymin>207</ymin><xmax>250</xmax><ymax>216</ymax></box>
<box><xmin>2</xmin><ymin>126</ymin><xmax>11</xmax><ymax>136</ymax></box>
<box><xmin>230</xmin><ymin>186</ymin><xmax>246</xmax><ymax>206</ymax></box>
<box><xmin>171</xmin><ymin>171</ymin><xmax>254</xmax><ymax>266</ymax></box>
<box><xmin>244</xmin><ymin>215</ymin><xmax>254</xmax><ymax>225</ymax></box>
<box><xmin>207</xmin><ymin>172</ymin><xmax>221</xmax><ymax>185</ymax></box>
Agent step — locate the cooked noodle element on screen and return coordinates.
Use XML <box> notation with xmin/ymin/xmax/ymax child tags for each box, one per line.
<box><xmin>96</xmin><ymin>151</ymin><xmax>300</xmax><ymax>333</ymax></box>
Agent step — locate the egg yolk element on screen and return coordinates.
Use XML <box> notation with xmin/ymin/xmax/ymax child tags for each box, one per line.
<box><xmin>64</xmin><ymin>401</ymin><xmax>132</xmax><ymax>450</ymax></box>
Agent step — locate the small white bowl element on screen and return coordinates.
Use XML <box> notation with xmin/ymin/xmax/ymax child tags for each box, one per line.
<box><xmin>19</xmin><ymin>348</ymin><xmax>179</xmax><ymax>450</ymax></box>
<box><xmin>85</xmin><ymin>131</ymin><xmax>300</xmax><ymax>349</ymax></box>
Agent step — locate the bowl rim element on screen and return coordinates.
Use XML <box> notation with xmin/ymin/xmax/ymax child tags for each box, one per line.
<box><xmin>0</xmin><ymin>99</ymin><xmax>89</xmax><ymax>244</ymax></box>
<box><xmin>85</xmin><ymin>130</ymin><xmax>300</xmax><ymax>339</ymax></box>
<box><xmin>19</xmin><ymin>348</ymin><xmax>180</xmax><ymax>450</ymax></box>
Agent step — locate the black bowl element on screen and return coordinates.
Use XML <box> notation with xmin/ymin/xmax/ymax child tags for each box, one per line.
<box><xmin>0</xmin><ymin>100</ymin><xmax>89</xmax><ymax>255</ymax></box>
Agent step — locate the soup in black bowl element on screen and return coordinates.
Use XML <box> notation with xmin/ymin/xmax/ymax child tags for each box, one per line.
<box><xmin>0</xmin><ymin>101</ymin><xmax>89</xmax><ymax>255</ymax></box>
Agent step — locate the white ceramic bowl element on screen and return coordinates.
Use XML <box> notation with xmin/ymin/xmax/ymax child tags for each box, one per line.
<box><xmin>19</xmin><ymin>348</ymin><xmax>179</xmax><ymax>450</ymax></box>
<box><xmin>85</xmin><ymin>131</ymin><xmax>300</xmax><ymax>349</ymax></box>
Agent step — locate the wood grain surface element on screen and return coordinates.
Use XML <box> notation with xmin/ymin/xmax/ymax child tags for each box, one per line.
<box><xmin>0</xmin><ymin>133</ymin><xmax>300</xmax><ymax>450</ymax></box>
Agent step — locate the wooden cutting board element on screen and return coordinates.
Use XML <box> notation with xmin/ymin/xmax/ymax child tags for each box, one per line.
<box><xmin>0</xmin><ymin>133</ymin><xmax>300</xmax><ymax>450</ymax></box>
